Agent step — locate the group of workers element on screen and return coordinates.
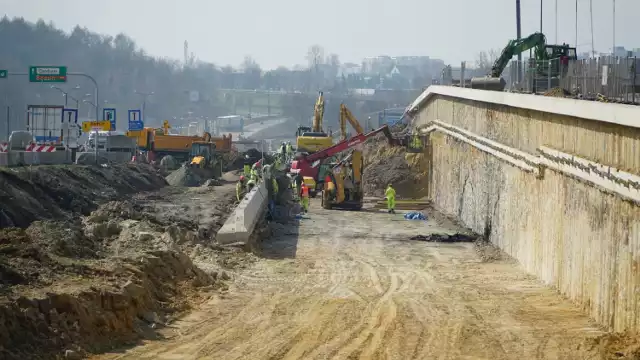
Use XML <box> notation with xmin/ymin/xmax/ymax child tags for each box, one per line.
<box><xmin>235</xmin><ymin>140</ymin><xmax>398</xmax><ymax>214</ymax></box>
<box><xmin>279</xmin><ymin>141</ymin><xmax>294</xmax><ymax>162</ymax></box>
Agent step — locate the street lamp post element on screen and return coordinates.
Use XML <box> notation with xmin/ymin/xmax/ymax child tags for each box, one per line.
<box><xmin>134</xmin><ymin>90</ymin><xmax>154</xmax><ymax>122</ymax></box>
<box><xmin>83</xmin><ymin>99</ymin><xmax>100</xmax><ymax>162</ymax></box>
<box><xmin>50</xmin><ymin>85</ymin><xmax>81</xmax><ymax>108</ymax></box>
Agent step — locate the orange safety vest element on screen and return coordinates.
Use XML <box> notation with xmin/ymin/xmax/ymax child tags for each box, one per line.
<box><xmin>301</xmin><ymin>184</ymin><xmax>309</xmax><ymax>197</ymax></box>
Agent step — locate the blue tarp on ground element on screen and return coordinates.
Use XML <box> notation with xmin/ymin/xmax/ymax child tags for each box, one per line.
<box><xmin>404</xmin><ymin>211</ymin><xmax>427</xmax><ymax>220</ymax></box>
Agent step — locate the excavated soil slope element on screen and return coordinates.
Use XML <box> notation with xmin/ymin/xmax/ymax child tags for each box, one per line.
<box><xmin>0</xmin><ymin>164</ymin><xmax>166</xmax><ymax>228</ymax></box>
<box><xmin>363</xmin><ymin>134</ymin><xmax>429</xmax><ymax>198</ymax></box>
<box><xmin>0</xmin><ymin>168</ymin><xmax>250</xmax><ymax>359</ymax></box>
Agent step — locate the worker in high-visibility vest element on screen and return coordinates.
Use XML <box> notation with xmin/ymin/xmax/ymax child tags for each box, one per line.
<box><xmin>300</xmin><ymin>182</ymin><xmax>310</xmax><ymax>213</ymax></box>
<box><xmin>271</xmin><ymin>177</ymin><xmax>279</xmax><ymax>201</ymax></box>
<box><xmin>385</xmin><ymin>183</ymin><xmax>396</xmax><ymax>214</ymax></box>
<box><xmin>243</xmin><ymin>155</ymin><xmax>252</xmax><ymax>177</ymax></box>
<box><xmin>236</xmin><ymin>176</ymin><xmax>247</xmax><ymax>201</ymax></box>
<box><xmin>285</xmin><ymin>141</ymin><xmax>293</xmax><ymax>161</ymax></box>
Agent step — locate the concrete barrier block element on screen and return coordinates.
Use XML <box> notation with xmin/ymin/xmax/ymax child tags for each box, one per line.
<box><xmin>217</xmin><ymin>181</ymin><xmax>268</xmax><ymax>245</ymax></box>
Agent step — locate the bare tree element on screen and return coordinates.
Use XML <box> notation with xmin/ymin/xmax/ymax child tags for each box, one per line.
<box><xmin>475</xmin><ymin>49</ymin><xmax>500</xmax><ymax>73</ymax></box>
<box><xmin>306</xmin><ymin>45</ymin><xmax>324</xmax><ymax>69</ymax></box>
<box><xmin>241</xmin><ymin>55</ymin><xmax>259</xmax><ymax>71</ymax></box>
<box><xmin>327</xmin><ymin>53</ymin><xmax>340</xmax><ymax>68</ymax></box>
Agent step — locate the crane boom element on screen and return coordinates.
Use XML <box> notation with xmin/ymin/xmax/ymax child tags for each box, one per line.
<box><xmin>305</xmin><ymin>124</ymin><xmax>394</xmax><ymax>163</ymax></box>
<box><xmin>312</xmin><ymin>91</ymin><xmax>325</xmax><ymax>133</ymax></box>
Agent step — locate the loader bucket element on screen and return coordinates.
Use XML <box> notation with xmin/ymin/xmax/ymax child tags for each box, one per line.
<box><xmin>470</xmin><ymin>77</ymin><xmax>506</xmax><ymax>92</ymax></box>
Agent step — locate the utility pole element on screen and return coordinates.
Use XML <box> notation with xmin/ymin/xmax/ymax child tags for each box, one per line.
<box><xmin>575</xmin><ymin>0</ymin><xmax>578</xmax><ymax>47</ymax></box>
<box><xmin>613</xmin><ymin>0</ymin><xmax>616</xmax><ymax>56</ymax></box>
<box><xmin>516</xmin><ymin>0</ymin><xmax>522</xmax><ymax>83</ymax></box>
<box><xmin>540</xmin><ymin>0</ymin><xmax>543</xmax><ymax>33</ymax></box>
<box><xmin>555</xmin><ymin>0</ymin><xmax>558</xmax><ymax>44</ymax></box>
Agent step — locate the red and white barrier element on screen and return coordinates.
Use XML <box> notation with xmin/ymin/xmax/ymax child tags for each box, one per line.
<box><xmin>26</xmin><ymin>144</ymin><xmax>57</xmax><ymax>152</ymax></box>
<box><xmin>0</xmin><ymin>142</ymin><xmax>7</xmax><ymax>153</ymax></box>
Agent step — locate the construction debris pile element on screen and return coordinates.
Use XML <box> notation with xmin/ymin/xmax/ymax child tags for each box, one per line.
<box><xmin>362</xmin><ymin>131</ymin><xmax>429</xmax><ymax>199</ymax></box>
<box><xmin>0</xmin><ymin>163</ymin><xmax>249</xmax><ymax>359</ymax></box>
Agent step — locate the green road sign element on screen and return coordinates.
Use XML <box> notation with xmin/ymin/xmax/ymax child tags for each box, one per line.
<box><xmin>29</xmin><ymin>66</ymin><xmax>67</xmax><ymax>83</ymax></box>
<box><xmin>0</xmin><ymin>70</ymin><xmax>7</xmax><ymax>79</ymax></box>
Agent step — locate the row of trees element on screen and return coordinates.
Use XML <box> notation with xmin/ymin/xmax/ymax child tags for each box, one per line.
<box><xmin>0</xmin><ymin>17</ymin><xmax>372</xmax><ymax>135</ymax></box>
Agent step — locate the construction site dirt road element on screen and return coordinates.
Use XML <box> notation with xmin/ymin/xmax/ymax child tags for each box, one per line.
<box><xmin>95</xmin><ymin>201</ymin><xmax>610</xmax><ymax>360</ymax></box>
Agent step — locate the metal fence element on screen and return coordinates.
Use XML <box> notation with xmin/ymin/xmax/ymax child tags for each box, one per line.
<box><xmin>503</xmin><ymin>56</ymin><xmax>640</xmax><ymax>103</ymax></box>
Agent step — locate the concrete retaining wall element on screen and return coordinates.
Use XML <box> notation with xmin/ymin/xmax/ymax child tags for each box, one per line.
<box><xmin>410</xmin><ymin>86</ymin><xmax>640</xmax><ymax>332</ymax></box>
<box><xmin>217</xmin><ymin>181</ymin><xmax>268</xmax><ymax>245</ymax></box>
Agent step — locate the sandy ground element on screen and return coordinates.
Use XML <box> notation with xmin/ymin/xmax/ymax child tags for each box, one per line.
<box><xmin>94</xmin><ymin>200</ymin><xmax>606</xmax><ymax>360</ymax></box>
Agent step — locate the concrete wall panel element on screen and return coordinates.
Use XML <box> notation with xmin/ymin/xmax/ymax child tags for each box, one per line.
<box><xmin>415</xmin><ymin>96</ymin><xmax>640</xmax><ymax>174</ymax></box>
<box><xmin>412</xmin><ymin>87</ymin><xmax>640</xmax><ymax>332</ymax></box>
<box><xmin>429</xmin><ymin>133</ymin><xmax>640</xmax><ymax>331</ymax></box>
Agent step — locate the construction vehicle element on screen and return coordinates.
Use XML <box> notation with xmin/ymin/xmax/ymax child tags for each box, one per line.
<box><xmin>471</xmin><ymin>32</ymin><xmax>577</xmax><ymax>91</ymax></box>
<box><xmin>339</xmin><ymin>104</ymin><xmax>365</xmax><ymax>140</ymax></box>
<box><xmin>321</xmin><ymin>150</ymin><xmax>364</xmax><ymax>210</ymax></box>
<box><xmin>126</xmin><ymin>121</ymin><xmax>232</xmax><ymax>162</ymax></box>
<box><xmin>296</xmin><ymin>91</ymin><xmax>333</xmax><ymax>153</ymax></box>
<box><xmin>189</xmin><ymin>139</ymin><xmax>223</xmax><ymax>178</ymax></box>
<box><xmin>290</xmin><ymin>125</ymin><xmax>400</xmax><ymax>198</ymax></box>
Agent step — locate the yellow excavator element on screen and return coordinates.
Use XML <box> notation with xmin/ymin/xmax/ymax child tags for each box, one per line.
<box><xmin>296</xmin><ymin>91</ymin><xmax>333</xmax><ymax>153</ymax></box>
<box><xmin>321</xmin><ymin>106</ymin><xmax>367</xmax><ymax>210</ymax></box>
<box><xmin>339</xmin><ymin>103</ymin><xmax>365</xmax><ymax>140</ymax></box>
<box><xmin>321</xmin><ymin>150</ymin><xmax>364</xmax><ymax>210</ymax></box>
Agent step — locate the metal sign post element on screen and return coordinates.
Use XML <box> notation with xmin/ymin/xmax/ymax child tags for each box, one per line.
<box><xmin>103</xmin><ymin>108</ymin><xmax>116</xmax><ymax>131</ymax></box>
<box><xmin>128</xmin><ymin>110</ymin><xmax>143</xmax><ymax>131</ymax></box>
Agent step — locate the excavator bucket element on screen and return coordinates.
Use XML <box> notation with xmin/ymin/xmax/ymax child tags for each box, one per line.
<box><xmin>470</xmin><ymin>77</ymin><xmax>507</xmax><ymax>92</ymax></box>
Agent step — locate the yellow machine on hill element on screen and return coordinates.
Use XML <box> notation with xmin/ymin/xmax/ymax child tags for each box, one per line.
<box><xmin>296</xmin><ymin>91</ymin><xmax>333</xmax><ymax>153</ymax></box>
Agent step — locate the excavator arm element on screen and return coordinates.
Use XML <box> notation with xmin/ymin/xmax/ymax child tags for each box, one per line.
<box><xmin>339</xmin><ymin>104</ymin><xmax>365</xmax><ymax>140</ymax></box>
<box><xmin>312</xmin><ymin>91</ymin><xmax>325</xmax><ymax>133</ymax></box>
<box><xmin>490</xmin><ymin>32</ymin><xmax>546</xmax><ymax>77</ymax></box>
<box><xmin>306</xmin><ymin>124</ymin><xmax>396</xmax><ymax>163</ymax></box>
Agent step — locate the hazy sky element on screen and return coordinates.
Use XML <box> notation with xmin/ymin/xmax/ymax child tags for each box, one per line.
<box><xmin>3</xmin><ymin>0</ymin><xmax>637</xmax><ymax>69</ymax></box>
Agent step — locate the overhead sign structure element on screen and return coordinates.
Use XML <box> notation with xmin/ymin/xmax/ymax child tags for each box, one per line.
<box><xmin>103</xmin><ymin>108</ymin><xmax>116</xmax><ymax>131</ymax></box>
<box><xmin>82</xmin><ymin>120</ymin><xmax>111</xmax><ymax>133</ymax></box>
<box><xmin>29</xmin><ymin>66</ymin><xmax>67</xmax><ymax>83</ymax></box>
<box><xmin>128</xmin><ymin>110</ymin><xmax>143</xmax><ymax>131</ymax></box>
<box><xmin>0</xmin><ymin>70</ymin><xmax>7</xmax><ymax>79</ymax></box>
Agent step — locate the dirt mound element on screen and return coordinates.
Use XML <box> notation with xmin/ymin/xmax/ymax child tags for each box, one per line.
<box><xmin>0</xmin><ymin>249</ymin><xmax>216</xmax><ymax>359</ymax></box>
<box><xmin>0</xmin><ymin>182</ymin><xmax>242</xmax><ymax>358</ymax></box>
<box><xmin>363</xmin><ymin>134</ymin><xmax>428</xmax><ymax>198</ymax></box>
<box><xmin>0</xmin><ymin>164</ymin><xmax>166</xmax><ymax>228</ymax></box>
<box><xmin>165</xmin><ymin>166</ymin><xmax>203</xmax><ymax>187</ymax></box>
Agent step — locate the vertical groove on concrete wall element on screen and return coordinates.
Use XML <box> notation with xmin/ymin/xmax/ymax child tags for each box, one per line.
<box><xmin>419</xmin><ymin>95</ymin><xmax>640</xmax><ymax>332</ymax></box>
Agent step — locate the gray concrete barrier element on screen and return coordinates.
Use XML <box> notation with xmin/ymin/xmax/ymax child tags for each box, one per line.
<box><xmin>217</xmin><ymin>180</ymin><xmax>268</xmax><ymax>245</ymax></box>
